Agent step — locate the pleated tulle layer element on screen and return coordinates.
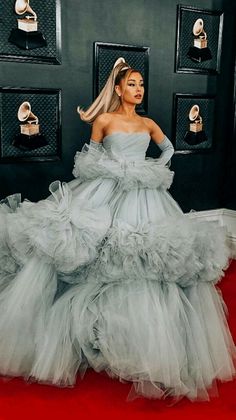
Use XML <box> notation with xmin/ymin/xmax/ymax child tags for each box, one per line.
<box><xmin>0</xmin><ymin>180</ymin><xmax>230</xmax><ymax>289</ymax></box>
<box><xmin>0</xmin><ymin>181</ymin><xmax>111</xmax><ymax>277</ymax></box>
<box><xmin>0</xmin><ymin>132</ymin><xmax>235</xmax><ymax>401</ymax></box>
<box><xmin>89</xmin><ymin>217</ymin><xmax>230</xmax><ymax>287</ymax></box>
<box><xmin>29</xmin><ymin>277</ymin><xmax>236</xmax><ymax>400</ymax></box>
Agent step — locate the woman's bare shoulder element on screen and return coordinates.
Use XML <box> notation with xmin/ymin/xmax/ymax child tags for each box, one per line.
<box><xmin>91</xmin><ymin>113</ymin><xmax>112</xmax><ymax>141</ymax></box>
<box><xmin>93</xmin><ymin>112</ymin><xmax>112</xmax><ymax>125</ymax></box>
<box><xmin>141</xmin><ymin>117</ymin><xmax>165</xmax><ymax>141</ymax></box>
<box><xmin>141</xmin><ymin>116</ymin><xmax>161</xmax><ymax>131</ymax></box>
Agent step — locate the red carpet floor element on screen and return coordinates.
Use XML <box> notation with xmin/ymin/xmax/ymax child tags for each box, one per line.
<box><xmin>0</xmin><ymin>260</ymin><xmax>236</xmax><ymax>420</ymax></box>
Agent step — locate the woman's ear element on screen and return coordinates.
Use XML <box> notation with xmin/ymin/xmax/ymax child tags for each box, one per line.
<box><xmin>115</xmin><ymin>85</ymin><xmax>121</xmax><ymax>97</ymax></box>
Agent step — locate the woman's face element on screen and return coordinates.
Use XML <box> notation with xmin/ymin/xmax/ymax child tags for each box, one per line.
<box><xmin>116</xmin><ymin>72</ymin><xmax>144</xmax><ymax>105</ymax></box>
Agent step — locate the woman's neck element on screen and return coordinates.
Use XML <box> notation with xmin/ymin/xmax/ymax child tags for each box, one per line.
<box><xmin>115</xmin><ymin>104</ymin><xmax>137</xmax><ymax>118</ymax></box>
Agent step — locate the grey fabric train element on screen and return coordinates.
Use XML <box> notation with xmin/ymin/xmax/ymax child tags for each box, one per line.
<box><xmin>0</xmin><ymin>131</ymin><xmax>235</xmax><ymax>401</ymax></box>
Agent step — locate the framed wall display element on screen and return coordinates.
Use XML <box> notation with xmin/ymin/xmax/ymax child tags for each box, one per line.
<box><xmin>172</xmin><ymin>93</ymin><xmax>216</xmax><ymax>153</ymax></box>
<box><xmin>0</xmin><ymin>87</ymin><xmax>61</xmax><ymax>162</ymax></box>
<box><xmin>175</xmin><ymin>5</ymin><xmax>224</xmax><ymax>74</ymax></box>
<box><xmin>0</xmin><ymin>0</ymin><xmax>61</xmax><ymax>64</ymax></box>
<box><xmin>94</xmin><ymin>42</ymin><xmax>150</xmax><ymax>114</ymax></box>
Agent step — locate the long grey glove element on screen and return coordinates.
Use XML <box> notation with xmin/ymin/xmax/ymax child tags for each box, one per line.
<box><xmin>89</xmin><ymin>139</ymin><xmax>103</xmax><ymax>150</ymax></box>
<box><xmin>157</xmin><ymin>135</ymin><xmax>174</xmax><ymax>166</ymax></box>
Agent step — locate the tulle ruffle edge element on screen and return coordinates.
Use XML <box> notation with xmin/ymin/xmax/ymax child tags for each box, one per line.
<box><xmin>0</xmin><ymin>181</ymin><xmax>231</xmax><ymax>289</ymax></box>
<box><xmin>72</xmin><ymin>142</ymin><xmax>174</xmax><ymax>191</ymax></box>
<box><xmin>83</xmin><ymin>216</ymin><xmax>231</xmax><ymax>288</ymax></box>
<box><xmin>0</xmin><ymin>181</ymin><xmax>111</xmax><ymax>278</ymax></box>
<box><xmin>24</xmin><ymin>278</ymin><xmax>236</xmax><ymax>401</ymax></box>
<box><xmin>0</xmin><ymin>182</ymin><xmax>234</xmax><ymax>401</ymax></box>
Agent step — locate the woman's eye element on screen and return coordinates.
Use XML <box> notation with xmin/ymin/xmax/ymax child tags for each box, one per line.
<box><xmin>128</xmin><ymin>83</ymin><xmax>144</xmax><ymax>87</ymax></box>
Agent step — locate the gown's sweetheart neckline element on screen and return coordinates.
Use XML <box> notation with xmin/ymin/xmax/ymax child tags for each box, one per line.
<box><xmin>102</xmin><ymin>131</ymin><xmax>151</xmax><ymax>142</ymax></box>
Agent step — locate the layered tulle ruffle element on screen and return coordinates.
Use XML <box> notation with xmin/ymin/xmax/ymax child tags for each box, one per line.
<box><xmin>0</xmin><ymin>195</ymin><xmax>21</xmax><ymax>289</ymax></box>
<box><xmin>88</xmin><ymin>217</ymin><xmax>230</xmax><ymax>287</ymax></box>
<box><xmin>2</xmin><ymin>181</ymin><xmax>111</xmax><ymax>274</ymax></box>
<box><xmin>72</xmin><ymin>142</ymin><xmax>174</xmax><ymax>191</ymax></box>
<box><xmin>0</xmin><ymin>133</ymin><xmax>235</xmax><ymax>401</ymax></box>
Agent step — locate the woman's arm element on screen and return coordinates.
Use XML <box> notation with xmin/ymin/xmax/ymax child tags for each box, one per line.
<box><xmin>146</xmin><ymin>118</ymin><xmax>174</xmax><ymax>166</ymax></box>
<box><xmin>90</xmin><ymin>113</ymin><xmax>110</xmax><ymax>143</ymax></box>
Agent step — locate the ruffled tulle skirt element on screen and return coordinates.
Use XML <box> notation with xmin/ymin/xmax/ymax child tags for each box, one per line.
<box><xmin>0</xmin><ymin>144</ymin><xmax>235</xmax><ymax>401</ymax></box>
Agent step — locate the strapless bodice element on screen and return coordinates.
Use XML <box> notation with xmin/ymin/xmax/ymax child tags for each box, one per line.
<box><xmin>102</xmin><ymin>131</ymin><xmax>151</xmax><ymax>161</ymax></box>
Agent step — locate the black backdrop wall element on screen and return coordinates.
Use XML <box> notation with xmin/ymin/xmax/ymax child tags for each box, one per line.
<box><xmin>0</xmin><ymin>0</ymin><xmax>235</xmax><ymax>212</ymax></box>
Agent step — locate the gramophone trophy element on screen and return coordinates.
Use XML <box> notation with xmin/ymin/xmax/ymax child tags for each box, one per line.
<box><xmin>184</xmin><ymin>105</ymin><xmax>207</xmax><ymax>145</ymax></box>
<box><xmin>187</xmin><ymin>18</ymin><xmax>212</xmax><ymax>63</ymax></box>
<box><xmin>9</xmin><ymin>0</ymin><xmax>47</xmax><ymax>50</ymax></box>
<box><xmin>13</xmin><ymin>101</ymin><xmax>48</xmax><ymax>150</ymax></box>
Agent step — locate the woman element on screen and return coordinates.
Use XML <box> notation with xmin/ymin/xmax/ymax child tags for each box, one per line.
<box><xmin>0</xmin><ymin>57</ymin><xmax>235</xmax><ymax>401</ymax></box>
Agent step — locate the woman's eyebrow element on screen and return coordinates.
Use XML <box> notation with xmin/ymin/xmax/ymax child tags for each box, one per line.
<box><xmin>128</xmin><ymin>79</ymin><xmax>144</xmax><ymax>82</ymax></box>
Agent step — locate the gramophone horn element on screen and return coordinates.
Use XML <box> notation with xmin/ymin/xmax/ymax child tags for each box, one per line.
<box><xmin>17</xmin><ymin>101</ymin><xmax>38</xmax><ymax>124</ymax></box>
<box><xmin>189</xmin><ymin>105</ymin><xmax>200</xmax><ymax>121</ymax></box>
<box><xmin>18</xmin><ymin>101</ymin><xmax>31</xmax><ymax>121</ymax></box>
<box><xmin>15</xmin><ymin>0</ymin><xmax>37</xmax><ymax>20</ymax></box>
<box><xmin>193</xmin><ymin>18</ymin><xmax>206</xmax><ymax>38</ymax></box>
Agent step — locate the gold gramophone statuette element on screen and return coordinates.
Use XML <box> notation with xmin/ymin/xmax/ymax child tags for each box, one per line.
<box><xmin>17</xmin><ymin>101</ymin><xmax>40</xmax><ymax>136</ymax></box>
<box><xmin>8</xmin><ymin>1</ymin><xmax>47</xmax><ymax>50</ymax></box>
<box><xmin>13</xmin><ymin>100</ymin><xmax>48</xmax><ymax>150</ymax></box>
<box><xmin>189</xmin><ymin>105</ymin><xmax>203</xmax><ymax>133</ymax></box>
<box><xmin>184</xmin><ymin>104</ymin><xmax>207</xmax><ymax>145</ymax></box>
<box><xmin>187</xmin><ymin>17</ymin><xmax>212</xmax><ymax>62</ymax></box>
<box><xmin>193</xmin><ymin>19</ymin><xmax>208</xmax><ymax>49</ymax></box>
<box><xmin>15</xmin><ymin>0</ymin><xmax>38</xmax><ymax>32</ymax></box>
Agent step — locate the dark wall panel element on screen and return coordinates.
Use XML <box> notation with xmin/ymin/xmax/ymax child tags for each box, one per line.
<box><xmin>0</xmin><ymin>0</ymin><xmax>235</xmax><ymax>212</ymax></box>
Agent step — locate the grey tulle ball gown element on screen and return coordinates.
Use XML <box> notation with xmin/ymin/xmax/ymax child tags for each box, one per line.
<box><xmin>0</xmin><ymin>131</ymin><xmax>235</xmax><ymax>401</ymax></box>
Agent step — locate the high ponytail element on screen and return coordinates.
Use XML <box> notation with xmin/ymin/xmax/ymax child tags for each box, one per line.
<box><xmin>77</xmin><ymin>58</ymin><xmax>137</xmax><ymax>124</ymax></box>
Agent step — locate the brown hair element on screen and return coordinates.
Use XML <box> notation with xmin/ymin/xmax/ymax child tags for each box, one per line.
<box><xmin>77</xmin><ymin>61</ymin><xmax>141</xmax><ymax>124</ymax></box>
